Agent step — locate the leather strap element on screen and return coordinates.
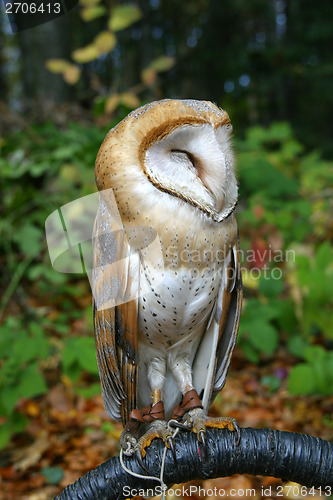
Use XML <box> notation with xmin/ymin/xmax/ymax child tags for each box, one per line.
<box><xmin>129</xmin><ymin>400</ymin><xmax>165</xmax><ymax>425</ymax></box>
<box><xmin>171</xmin><ymin>389</ymin><xmax>203</xmax><ymax>421</ymax></box>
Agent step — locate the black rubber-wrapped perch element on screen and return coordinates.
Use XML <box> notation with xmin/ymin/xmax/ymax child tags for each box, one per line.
<box><xmin>55</xmin><ymin>427</ymin><xmax>333</xmax><ymax>500</ymax></box>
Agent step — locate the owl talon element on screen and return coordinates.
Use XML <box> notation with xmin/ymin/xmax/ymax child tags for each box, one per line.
<box><xmin>198</xmin><ymin>430</ymin><xmax>207</xmax><ymax>459</ymax></box>
<box><xmin>135</xmin><ymin>448</ymin><xmax>149</xmax><ymax>472</ymax></box>
<box><xmin>168</xmin><ymin>419</ymin><xmax>191</xmax><ymax>432</ymax></box>
<box><xmin>233</xmin><ymin>419</ymin><xmax>241</xmax><ymax>446</ymax></box>
<box><xmin>135</xmin><ymin>419</ymin><xmax>175</xmax><ymax>461</ymax></box>
<box><xmin>188</xmin><ymin>407</ymin><xmax>241</xmax><ymax>451</ymax></box>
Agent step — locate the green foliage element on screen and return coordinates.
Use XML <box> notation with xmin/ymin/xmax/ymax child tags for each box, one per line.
<box><xmin>288</xmin><ymin>346</ymin><xmax>333</xmax><ymax>396</ymax></box>
<box><xmin>0</xmin><ymin>118</ymin><xmax>332</xmax><ymax>451</ymax></box>
<box><xmin>293</xmin><ymin>243</ymin><xmax>333</xmax><ymax>338</ymax></box>
<box><xmin>0</xmin><ymin>121</ymin><xmax>110</xmax><ymax>299</ymax></box>
<box><xmin>0</xmin><ymin>122</ymin><xmax>111</xmax><ymax>448</ymax></box>
<box><xmin>0</xmin><ymin>318</ymin><xmax>50</xmax><ymax>448</ymax></box>
<box><xmin>237</xmin><ymin>123</ymin><xmax>333</xmax><ymax>395</ymax></box>
<box><xmin>238</xmin><ymin>298</ymin><xmax>280</xmax><ymax>363</ymax></box>
<box><xmin>62</xmin><ymin>337</ymin><xmax>99</xmax><ymax>381</ymax></box>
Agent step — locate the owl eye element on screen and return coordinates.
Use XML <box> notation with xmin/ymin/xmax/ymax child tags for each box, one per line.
<box><xmin>170</xmin><ymin>149</ymin><xmax>196</xmax><ymax>169</ymax></box>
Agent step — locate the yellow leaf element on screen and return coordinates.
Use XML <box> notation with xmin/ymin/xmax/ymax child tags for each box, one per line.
<box><xmin>120</xmin><ymin>92</ymin><xmax>140</xmax><ymax>109</ymax></box>
<box><xmin>45</xmin><ymin>59</ymin><xmax>70</xmax><ymax>73</ymax></box>
<box><xmin>81</xmin><ymin>5</ymin><xmax>106</xmax><ymax>21</ymax></box>
<box><xmin>72</xmin><ymin>45</ymin><xmax>99</xmax><ymax>63</ymax></box>
<box><xmin>150</xmin><ymin>56</ymin><xmax>175</xmax><ymax>72</ymax></box>
<box><xmin>94</xmin><ymin>31</ymin><xmax>116</xmax><ymax>54</ymax></box>
<box><xmin>242</xmin><ymin>269</ymin><xmax>259</xmax><ymax>290</ymax></box>
<box><xmin>79</xmin><ymin>0</ymin><xmax>100</xmax><ymax>7</ymax></box>
<box><xmin>59</xmin><ymin>164</ymin><xmax>79</xmax><ymax>181</ymax></box>
<box><xmin>105</xmin><ymin>94</ymin><xmax>120</xmax><ymax>114</ymax></box>
<box><xmin>141</xmin><ymin>67</ymin><xmax>157</xmax><ymax>86</ymax></box>
<box><xmin>63</xmin><ymin>65</ymin><xmax>81</xmax><ymax>85</ymax></box>
<box><xmin>108</xmin><ymin>5</ymin><xmax>142</xmax><ymax>32</ymax></box>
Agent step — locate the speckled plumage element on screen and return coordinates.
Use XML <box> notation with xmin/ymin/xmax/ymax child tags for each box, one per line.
<box><xmin>92</xmin><ymin>99</ymin><xmax>242</xmax><ymax>436</ymax></box>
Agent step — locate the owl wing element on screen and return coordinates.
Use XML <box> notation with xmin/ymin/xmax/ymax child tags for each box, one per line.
<box><xmin>92</xmin><ymin>200</ymin><xmax>138</xmax><ymax>425</ymax></box>
<box><xmin>192</xmin><ymin>237</ymin><xmax>242</xmax><ymax>410</ymax></box>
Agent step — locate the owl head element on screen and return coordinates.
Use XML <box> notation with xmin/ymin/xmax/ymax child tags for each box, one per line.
<box><xmin>95</xmin><ymin>99</ymin><xmax>238</xmax><ymax>223</ymax></box>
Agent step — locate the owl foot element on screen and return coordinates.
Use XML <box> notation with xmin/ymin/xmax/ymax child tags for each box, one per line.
<box><xmin>186</xmin><ymin>407</ymin><xmax>241</xmax><ymax>457</ymax></box>
<box><xmin>120</xmin><ymin>400</ymin><xmax>165</xmax><ymax>456</ymax></box>
<box><xmin>135</xmin><ymin>419</ymin><xmax>176</xmax><ymax>462</ymax></box>
<box><xmin>120</xmin><ymin>401</ymin><xmax>176</xmax><ymax>467</ymax></box>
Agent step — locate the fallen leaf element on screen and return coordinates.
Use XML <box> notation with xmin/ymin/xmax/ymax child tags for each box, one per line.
<box><xmin>13</xmin><ymin>430</ymin><xmax>49</xmax><ymax>472</ymax></box>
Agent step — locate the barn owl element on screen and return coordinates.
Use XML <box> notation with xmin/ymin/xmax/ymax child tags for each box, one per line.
<box><xmin>92</xmin><ymin>99</ymin><xmax>242</xmax><ymax>462</ymax></box>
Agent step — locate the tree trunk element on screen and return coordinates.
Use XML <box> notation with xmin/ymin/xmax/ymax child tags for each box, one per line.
<box><xmin>17</xmin><ymin>13</ymin><xmax>72</xmax><ymax>103</ymax></box>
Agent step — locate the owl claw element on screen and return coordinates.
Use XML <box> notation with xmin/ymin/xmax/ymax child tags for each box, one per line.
<box><xmin>187</xmin><ymin>407</ymin><xmax>241</xmax><ymax>453</ymax></box>
<box><xmin>168</xmin><ymin>419</ymin><xmax>191</xmax><ymax>432</ymax></box>
<box><xmin>198</xmin><ymin>430</ymin><xmax>207</xmax><ymax>459</ymax></box>
<box><xmin>134</xmin><ymin>419</ymin><xmax>175</xmax><ymax>463</ymax></box>
<box><xmin>135</xmin><ymin>448</ymin><xmax>149</xmax><ymax>473</ymax></box>
<box><xmin>233</xmin><ymin>419</ymin><xmax>241</xmax><ymax>446</ymax></box>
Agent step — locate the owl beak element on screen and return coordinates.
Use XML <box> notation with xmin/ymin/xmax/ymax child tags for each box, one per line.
<box><xmin>213</xmin><ymin>194</ymin><xmax>224</xmax><ymax>213</ymax></box>
<box><xmin>199</xmin><ymin>173</ymin><xmax>225</xmax><ymax>213</ymax></box>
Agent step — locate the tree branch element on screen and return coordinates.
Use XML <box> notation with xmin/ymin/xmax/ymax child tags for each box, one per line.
<box><xmin>55</xmin><ymin>427</ymin><xmax>333</xmax><ymax>500</ymax></box>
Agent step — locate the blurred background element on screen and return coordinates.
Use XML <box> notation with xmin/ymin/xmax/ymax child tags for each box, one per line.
<box><xmin>0</xmin><ymin>1</ymin><xmax>332</xmax><ymax>498</ymax></box>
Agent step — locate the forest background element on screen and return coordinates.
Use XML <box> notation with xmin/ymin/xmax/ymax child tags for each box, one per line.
<box><xmin>0</xmin><ymin>1</ymin><xmax>333</xmax><ymax>498</ymax></box>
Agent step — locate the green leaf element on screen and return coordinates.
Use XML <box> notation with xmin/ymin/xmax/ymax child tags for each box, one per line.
<box><xmin>11</xmin><ymin>411</ymin><xmax>29</xmax><ymax>432</ymax></box>
<box><xmin>75</xmin><ymin>337</ymin><xmax>99</xmax><ymax>375</ymax></box>
<box><xmin>259</xmin><ymin>274</ymin><xmax>283</xmax><ymax>298</ymax></box>
<box><xmin>18</xmin><ymin>365</ymin><xmax>48</xmax><ymax>397</ymax></box>
<box><xmin>12</xmin><ymin>335</ymin><xmax>40</xmax><ymax>364</ymax></box>
<box><xmin>62</xmin><ymin>337</ymin><xmax>98</xmax><ymax>376</ymax></box>
<box><xmin>81</xmin><ymin>5</ymin><xmax>106</xmax><ymax>21</ymax></box>
<box><xmin>1</xmin><ymin>385</ymin><xmax>21</xmax><ymax>415</ymax></box>
<box><xmin>288</xmin><ymin>364</ymin><xmax>316</xmax><ymax>395</ymax></box>
<box><xmin>12</xmin><ymin>223</ymin><xmax>43</xmax><ymax>257</ymax></box>
<box><xmin>62</xmin><ymin>341</ymin><xmax>77</xmax><ymax>369</ymax></box>
<box><xmin>0</xmin><ymin>423</ymin><xmax>11</xmax><ymax>450</ymax></box>
<box><xmin>274</xmin><ymin>300</ymin><xmax>298</xmax><ymax>333</ymax></box>
<box><xmin>247</xmin><ymin>321</ymin><xmax>279</xmax><ymax>354</ymax></box>
<box><xmin>315</xmin><ymin>242</ymin><xmax>332</xmax><ymax>271</ymax></box>
<box><xmin>41</xmin><ymin>466</ymin><xmax>64</xmax><ymax>485</ymax></box>
<box><xmin>303</xmin><ymin>345</ymin><xmax>326</xmax><ymax>364</ymax></box>
<box><xmin>64</xmin><ymin>362</ymin><xmax>82</xmax><ymax>382</ymax></box>
<box><xmin>287</xmin><ymin>335</ymin><xmax>309</xmax><ymax>359</ymax></box>
<box><xmin>149</xmin><ymin>56</ymin><xmax>175</xmax><ymax>72</ymax></box>
<box><xmin>242</xmin><ymin>299</ymin><xmax>279</xmax><ymax>323</ymax></box>
<box><xmin>76</xmin><ymin>382</ymin><xmax>101</xmax><ymax>398</ymax></box>
<box><xmin>108</xmin><ymin>5</ymin><xmax>142</xmax><ymax>31</ymax></box>
<box><xmin>240</xmin><ymin>342</ymin><xmax>259</xmax><ymax>363</ymax></box>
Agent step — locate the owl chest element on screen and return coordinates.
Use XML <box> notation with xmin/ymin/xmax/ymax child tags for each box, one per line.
<box><xmin>137</xmin><ymin>264</ymin><xmax>221</xmax><ymax>349</ymax></box>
